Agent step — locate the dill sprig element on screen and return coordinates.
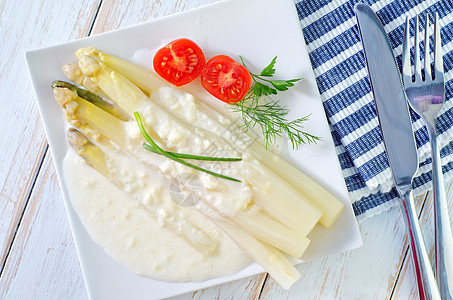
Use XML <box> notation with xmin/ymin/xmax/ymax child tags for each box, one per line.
<box><xmin>232</xmin><ymin>56</ymin><xmax>320</xmax><ymax>150</ymax></box>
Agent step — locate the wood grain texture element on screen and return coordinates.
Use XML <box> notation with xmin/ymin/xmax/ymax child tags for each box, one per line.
<box><xmin>391</xmin><ymin>181</ymin><xmax>453</xmax><ymax>299</ymax></box>
<box><xmin>0</xmin><ymin>153</ymin><xmax>87</xmax><ymax>299</ymax></box>
<box><xmin>91</xmin><ymin>0</ymin><xmax>220</xmax><ymax>35</ymax></box>
<box><xmin>0</xmin><ymin>0</ymin><xmax>101</xmax><ymax>270</ymax></box>
<box><xmin>171</xmin><ymin>274</ymin><xmax>267</xmax><ymax>300</ymax></box>
<box><xmin>1</xmin><ymin>0</ymin><xmax>450</xmax><ymax>299</ymax></box>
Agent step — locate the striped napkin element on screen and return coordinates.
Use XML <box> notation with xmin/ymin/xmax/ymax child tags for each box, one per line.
<box><xmin>294</xmin><ymin>0</ymin><xmax>453</xmax><ymax>220</ymax></box>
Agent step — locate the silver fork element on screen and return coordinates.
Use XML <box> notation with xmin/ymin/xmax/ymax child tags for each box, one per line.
<box><xmin>402</xmin><ymin>13</ymin><xmax>453</xmax><ymax>300</ymax></box>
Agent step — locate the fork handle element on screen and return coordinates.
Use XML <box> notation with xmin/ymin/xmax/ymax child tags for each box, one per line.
<box><xmin>400</xmin><ymin>188</ymin><xmax>441</xmax><ymax>300</ymax></box>
<box><xmin>430</xmin><ymin>129</ymin><xmax>453</xmax><ymax>300</ymax></box>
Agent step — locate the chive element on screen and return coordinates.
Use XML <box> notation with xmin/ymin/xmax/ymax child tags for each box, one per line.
<box><xmin>134</xmin><ymin>112</ymin><xmax>241</xmax><ymax>182</ymax></box>
<box><xmin>143</xmin><ymin>144</ymin><xmax>241</xmax><ymax>161</ymax></box>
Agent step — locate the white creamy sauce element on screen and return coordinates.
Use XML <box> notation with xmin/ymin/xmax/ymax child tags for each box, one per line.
<box><xmin>64</xmin><ymin>152</ymin><xmax>251</xmax><ymax>281</ymax></box>
<box><xmin>62</xmin><ymin>84</ymin><xmax>260</xmax><ymax>282</ymax></box>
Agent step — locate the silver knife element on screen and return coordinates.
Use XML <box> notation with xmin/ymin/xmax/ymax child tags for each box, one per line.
<box><xmin>355</xmin><ymin>4</ymin><xmax>441</xmax><ymax>300</ymax></box>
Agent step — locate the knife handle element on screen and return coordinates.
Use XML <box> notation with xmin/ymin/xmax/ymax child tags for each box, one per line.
<box><xmin>400</xmin><ymin>189</ymin><xmax>441</xmax><ymax>300</ymax></box>
<box><xmin>431</xmin><ymin>132</ymin><xmax>453</xmax><ymax>300</ymax></box>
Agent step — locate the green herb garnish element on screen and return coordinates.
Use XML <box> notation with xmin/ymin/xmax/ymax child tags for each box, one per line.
<box><xmin>135</xmin><ymin>112</ymin><xmax>241</xmax><ymax>182</ymax></box>
<box><xmin>143</xmin><ymin>144</ymin><xmax>241</xmax><ymax>161</ymax></box>
<box><xmin>232</xmin><ymin>56</ymin><xmax>320</xmax><ymax>149</ymax></box>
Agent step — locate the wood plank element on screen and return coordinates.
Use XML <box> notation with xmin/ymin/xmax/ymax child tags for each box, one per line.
<box><xmin>0</xmin><ymin>152</ymin><xmax>87</xmax><ymax>299</ymax></box>
<box><xmin>170</xmin><ymin>274</ymin><xmax>267</xmax><ymax>300</ymax></box>
<box><xmin>0</xmin><ymin>0</ymin><xmax>101</xmax><ymax>270</ymax></box>
<box><xmin>91</xmin><ymin>0</ymin><xmax>220</xmax><ymax>35</ymax></box>
<box><xmin>391</xmin><ymin>180</ymin><xmax>453</xmax><ymax>299</ymax></box>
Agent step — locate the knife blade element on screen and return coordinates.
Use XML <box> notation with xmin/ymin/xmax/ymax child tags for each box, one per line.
<box><xmin>355</xmin><ymin>4</ymin><xmax>441</xmax><ymax>300</ymax></box>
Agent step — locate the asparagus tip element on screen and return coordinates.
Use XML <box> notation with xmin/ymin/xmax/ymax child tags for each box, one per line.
<box><xmin>75</xmin><ymin>47</ymin><xmax>99</xmax><ymax>59</ymax></box>
<box><xmin>79</xmin><ymin>55</ymin><xmax>103</xmax><ymax>76</ymax></box>
<box><xmin>67</xmin><ymin>128</ymin><xmax>88</xmax><ymax>152</ymax></box>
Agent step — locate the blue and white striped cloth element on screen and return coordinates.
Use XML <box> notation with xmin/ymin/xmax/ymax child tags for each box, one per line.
<box><xmin>294</xmin><ymin>0</ymin><xmax>453</xmax><ymax>220</ymax></box>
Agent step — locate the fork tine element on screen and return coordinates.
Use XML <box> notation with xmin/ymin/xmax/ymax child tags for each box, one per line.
<box><xmin>434</xmin><ymin>12</ymin><xmax>444</xmax><ymax>79</ymax></box>
<box><xmin>424</xmin><ymin>14</ymin><xmax>431</xmax><ymax>80</ymax></box>
<box><xmin>402</xmin><ymin>16</ymin><xmax>412</xmax><ymax>83</ymax></box>
<box><xmin>414</xmin><ymin>15</ymin><xmax>423</xmax><ymax>82</ymax></box>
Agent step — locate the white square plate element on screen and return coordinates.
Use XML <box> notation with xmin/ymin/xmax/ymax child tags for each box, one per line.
<box><xmin>26</xmin><ymin>0</ymin><xmax>362</xmax><ymax>298</ymax></box>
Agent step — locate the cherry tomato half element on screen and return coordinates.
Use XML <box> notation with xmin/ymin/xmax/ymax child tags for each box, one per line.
<box><xmin>200</xmin><ymin>55</ymin><xmax>251</xmax><ymax>103</ymax></box>
<box><xmin>153</xmin><ymin>38</ymin><xmax>206</xmax><ymax>86</ymax></box>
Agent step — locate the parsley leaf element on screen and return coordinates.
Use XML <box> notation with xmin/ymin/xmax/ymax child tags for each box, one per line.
<box><xmin>259</xmin><ymin>56</ymin><xmax>277</xmax><ymax>77</ymax></box>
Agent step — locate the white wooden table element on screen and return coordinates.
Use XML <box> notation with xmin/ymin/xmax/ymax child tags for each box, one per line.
<box><xmin>0</xmin><ymin>0</ymin><xmax>451</xmax><ymax>299</ymax></box>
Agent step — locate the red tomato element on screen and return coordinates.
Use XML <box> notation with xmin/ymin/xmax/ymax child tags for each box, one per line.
<box><xmin>201</xmin><ymin>55</ymin><xmax>251</xmax><ymax>103</ymax></box>
<box><xmin>153</xmin><ymin>38</ymin><xmax>206</xmax><ymax>86</ymax></box>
